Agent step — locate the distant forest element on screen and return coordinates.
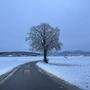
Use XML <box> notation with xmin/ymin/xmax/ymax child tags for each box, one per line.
<box><xmin>0</xmin><ymin>50</ymin><xmax>90</xmax><ymax>57</ymax></box>
<box><xmin>0</xmin><ymin>52</ymin><xmax>40</xmax><ymax>57</ymax></box>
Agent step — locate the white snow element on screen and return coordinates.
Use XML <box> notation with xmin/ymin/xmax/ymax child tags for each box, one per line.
<box><xmin>0</xmin><ymin>56</ymin><xmax>43</xmax><ymax>76</ymax></box>
<box><xmin>0</xmin><ymin>56</ymin><xmax>90</xmax><ymax>90</ymax></box>
<box><xmin>37</xmin><ymin>56</ymin><xmax>90</xmax><ymax>90</ymax></box>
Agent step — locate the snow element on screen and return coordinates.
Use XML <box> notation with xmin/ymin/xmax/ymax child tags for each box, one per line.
<box><xmin>0</xmin><ymin>56</ymin><xmax>90</xmax><ymax>90</ymax></box>
<box><xmin>0</xmin><ymin>56</ymin><xmax>43</xmax><ymax>76</ymax></box>
<box><xmin>37</xmin><ymin>56</ymin><xmax>90</xmax><ymax>90</ymax></box>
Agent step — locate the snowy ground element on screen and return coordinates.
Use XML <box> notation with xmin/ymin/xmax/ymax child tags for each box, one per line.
<box><xmin>37</xmin><ymin>56</ymin><xmax>90</xmax><ymax>90</ymax></box>
<box><xmin>0</xmin><ymin>56</ymin><xmax>90</xmax><ymax>90</ymax></box>
<box><xmin>0</xmin><ymin>56</ymin><xmax>43</xmax><ymax>76</ymax></box>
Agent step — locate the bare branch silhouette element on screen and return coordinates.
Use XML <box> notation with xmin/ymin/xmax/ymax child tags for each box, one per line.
<box><xmin>27</xmin><ymin>23</ymin><xmax>62</xmax><ymax>63</ymax></box>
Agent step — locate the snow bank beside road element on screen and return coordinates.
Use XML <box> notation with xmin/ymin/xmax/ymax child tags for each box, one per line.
<box><xmin>37</xmin><ymin>56</ymin><xmax>90</xmax><ymax>90</ymax></box>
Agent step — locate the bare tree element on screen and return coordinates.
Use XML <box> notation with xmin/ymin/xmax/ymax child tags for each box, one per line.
<box><xmin>26</xmin><ymin>23</ymin><xmax>62</xmax><ymax>63</ymax></box>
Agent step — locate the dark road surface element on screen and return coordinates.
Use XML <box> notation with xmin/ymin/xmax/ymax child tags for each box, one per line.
<box><xmin>0</xmin><ymin>61</ymin><xmax>81</xmax><ymax>90</ymax></box>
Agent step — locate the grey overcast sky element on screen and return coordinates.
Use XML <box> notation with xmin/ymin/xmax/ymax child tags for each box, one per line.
<box><xmin>0</xmin><ymin>0</ymin><xmax>90</xmax><ymax>51</ymax></box>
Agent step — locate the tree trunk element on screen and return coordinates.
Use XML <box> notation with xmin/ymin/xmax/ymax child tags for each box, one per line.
<box><xmin>43</xmin><ymin>49</ymin><xmax>48</xmax><ymax>63</ymax></box>
<box><xmin>43</xmin><ymin>26</ymin><xmax>48</xmax><ymax>63</ymax></box>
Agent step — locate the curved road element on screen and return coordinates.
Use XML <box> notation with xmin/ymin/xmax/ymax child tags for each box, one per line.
<box><xmin>0</xmin><ymin>61</ymin><xmax>81</xmax><ymax>90</ymax></box>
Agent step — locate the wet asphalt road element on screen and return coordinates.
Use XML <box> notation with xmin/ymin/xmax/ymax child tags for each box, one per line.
<box><xmin>0</xmin><ymin>61</ymin><xmax>81</xmax><ymax>90</ymax></box>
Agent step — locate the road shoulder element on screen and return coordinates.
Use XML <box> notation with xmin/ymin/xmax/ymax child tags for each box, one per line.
<box><xmin>36</xmin><ymin>62</ymin><xmax>82</xmax><ymax>90</ymax></box>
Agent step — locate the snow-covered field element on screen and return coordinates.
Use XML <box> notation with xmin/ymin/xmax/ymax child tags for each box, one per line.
<box><xmin>0</xmin><ymin>56</ymin><xmax>43</xmax><ymax>76</ymax></box>
<box><xmin>37</xmin><ymin>56</ymin><xmax>90</xmax><ymax>90</ymax></box>
<box><xmin>0</xmin><ymin>56</ymin><xmax>90</xmax><ymax>90</ymax></box>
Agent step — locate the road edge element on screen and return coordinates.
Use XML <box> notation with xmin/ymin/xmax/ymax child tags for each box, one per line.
<box><xmin>0</xmin><ymin>66</ymin><xmax>20</xmax><ymax>85</ymax></box>
<box><xmin>36</xmin><ymin>62</ymin><xmax>82</xmax><ymax>90</ymax></box>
